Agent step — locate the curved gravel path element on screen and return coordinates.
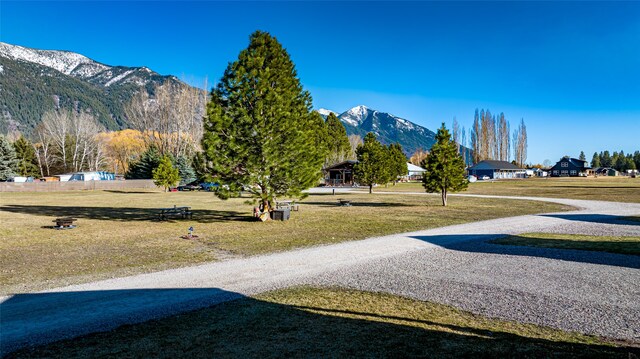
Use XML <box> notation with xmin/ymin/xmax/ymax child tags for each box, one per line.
<box><xmin>1</xmin><ymin>192</ymin><xmax>639</xmax><ymax>354</ymax></box>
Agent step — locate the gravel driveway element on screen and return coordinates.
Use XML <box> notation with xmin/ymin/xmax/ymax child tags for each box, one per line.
<box><xmin>1</xmin><ymin>193</ymin><xmax>639</xmax><ymax>354</ymax></box>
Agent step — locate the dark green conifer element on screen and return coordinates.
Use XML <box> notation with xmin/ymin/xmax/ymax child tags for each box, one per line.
<box><xmin>354</xmin><ymin>132</ymin><xmax>391</xmax><ymax>194</ymax></box>
<box><xmin>0</xmin><ymin>135</ymin><xmax>19</xmax><ymax>181</ymax></box>
<box><xmin>202</xmin><ymin>31</ymin><xmax>326</xmax><ymax>211</ymax></box>
<box><xmin>387</xmin><ymin>143</ymin><xmax>407</xmax><ymax>184</ymax></box>
<box><xmin>324</xmin><ymin>113</ymin><xmax>351</xmax><ymax>165</ymax></box>
<box><xmin>421</xmin><ymin>123</ymin><xmax>468</xmax><ymax>206</ymax></box>
<box><xmin>13</xmin><ymin>136</ymin><xmax>40</xmax><ymax>177</ymax></box>
<box><xmin>125</xmin><ymin>145</ymin><xmax>161</xmax><ymax>179</ymax></box>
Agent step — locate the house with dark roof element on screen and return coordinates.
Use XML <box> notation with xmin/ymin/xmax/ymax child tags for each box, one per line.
<box><xmin>549</xmin><ymin>157</ymin><xmax>590</xmax><ymax>177</ymax></box>
<box><xmin>467</xmin><ymin>160</ymin><xmax>525</xmax><ymax>179</ymax></box>
<box><xmin>323</xmin><ymin>160</ymin><xmax>357</xmax><ymax>186</ymax></box>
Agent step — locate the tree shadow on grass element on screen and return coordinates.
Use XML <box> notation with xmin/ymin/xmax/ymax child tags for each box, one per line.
<box><xmin>0</xmin><ymin>205</ymin><xmax>255</xmax><ymax>223</ymax></box>
<box><xmin>3</xmin><ymin>288</ymin><xmax>637</xmax><ymax>358</ymax></box>
<box><xmin>409</xmin><ymin>234</ymin><xmax>640</xmax><ymax>269</ymax></box>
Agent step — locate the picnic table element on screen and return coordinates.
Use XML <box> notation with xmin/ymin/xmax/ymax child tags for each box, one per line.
<box><xmin>53</xmin><ymin>217</ymin><xmax>77</xmax><ymax>229</ymax></box>
<box><xmin>276</xmin><ymin>200</ymin><xmax>299</xmax><ymax>211</ymax></box>
<box><xmin>158</xmin><ymin>206</ymin><xmax>192</xmax><ymax>221</ymax></box>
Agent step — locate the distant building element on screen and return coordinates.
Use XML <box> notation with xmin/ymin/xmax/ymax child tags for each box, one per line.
<box><xmin>404</xmin><ymin>162</ymin><xmax>426</xmax><ymax>181</ymax></box>
<box><xmin>591</xmin><ymin>167</ymin><xmax>619</xmax><ymax>177</ymax></box>
<box><xmin>467</xmin><ymin>160</ymin><xmax>526</xmax><ymax>179</ymax></box>
<box><xmin>549</xmin><ymin>157</ymin><xmax>590</xmax><ymax>177</ymax></box>
<box><xmin>324</xmin><ymin>160</ymin><xmax>357</xmax><ymax>186</ymax></box>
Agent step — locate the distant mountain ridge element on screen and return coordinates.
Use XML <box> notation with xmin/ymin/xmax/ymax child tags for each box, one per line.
<box><xmin>317</xmin><ymin>105</ymin><xmax>438</xmax><ymax>156</ymax></box>
<box><xmin>0</xmin><ymin>42</ymin><xmax>193</xmax><ymax>134</ymax></box>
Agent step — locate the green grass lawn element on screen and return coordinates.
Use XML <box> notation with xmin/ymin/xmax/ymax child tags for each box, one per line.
<box><xmin>491</xmin><ymin>233</ymin><xmax>640</xmax><ymax>256</ymax></box>
<box><xmin>0</xmin><ymin>190</ymin><xmax>571</xmax><ymax>294</ymax></box>
<box><xmin>374</xmin><ymin>177</ymin><xmax>640</xmax><ymax>203</ymax></box>
<box><xmin>8</xmin><ymin>287</ymin><xmax>637</xmax><ymax>358</ymax></box>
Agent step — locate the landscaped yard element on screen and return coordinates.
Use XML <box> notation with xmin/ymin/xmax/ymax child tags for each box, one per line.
<box><xmin>0</xmin><ymin>190</ymin><xmax>571</xmax><ymax>294</ymax></box>
<box><xmin>491</xmin><ymin>233</ymin><xmax>640</xmax><ymax>256</ymax></box>
<box><xmin>8</xmin><ymin>287</ymin><xmax>637</xmax><ymax>358</ymax></box>
<box><xmin>373</xmin><ymin>177</ymin><xmax>640</xmax><ymax>203</ymax></box>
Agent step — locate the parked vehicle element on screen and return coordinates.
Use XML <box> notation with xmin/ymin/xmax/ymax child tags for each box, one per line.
<box><xmin>200</xmin><ymin>182</ymin><xmax>220</xmax><ymax>191</ymax></box>
<box><xmin>7</xmin><ymin>176</ymin><xmax>34</xmax><ymax>183</ymax></box>
<box><xmin>177</xmin><ymin>182</ymin><xmax>201</xmax><ymax>191</ymax></box>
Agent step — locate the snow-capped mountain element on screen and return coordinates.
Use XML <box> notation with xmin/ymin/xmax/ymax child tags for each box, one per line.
<box><xmin>316</xmin><ymin>108</ymin><xmax>338</xmax><ymax>117</ymax></box>
<box><xmin>317</xmin><ymin>105</ymin><xmax>438</xmax><ymax>155</ymax></box>
<box><xmin>0</xmin><ymin>42</ymin><xmax>108</xmax><ymax>77</ymax></box>
<box><xmin>0</xmin><ymin>42</ymin><xmax>194</xmax><ymax>133</ymax></box>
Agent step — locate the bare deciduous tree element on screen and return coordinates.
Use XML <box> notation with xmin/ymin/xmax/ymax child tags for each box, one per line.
<box><xmin>125</xmin><ymin>83</ymin><xmax>206</xmax><ymax>158</ymax></box>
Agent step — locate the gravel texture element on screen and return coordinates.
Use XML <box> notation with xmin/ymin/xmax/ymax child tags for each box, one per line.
<box><xmin>1</xmin><ymin>192</ymin><xmax>639</xmax><ymax>354</ymax></box>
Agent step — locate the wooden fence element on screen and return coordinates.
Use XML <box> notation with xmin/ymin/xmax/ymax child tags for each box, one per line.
<box><xmin>0</xmin><ymin>180</ymin><xmax>157</xmax><ymax>192</ymax></box>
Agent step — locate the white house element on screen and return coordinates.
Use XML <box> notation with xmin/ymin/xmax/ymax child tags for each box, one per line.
<box><xmin>403</xmin><ymin>162</ymin><xmax>426</xmax><ymax>181</ymax></box>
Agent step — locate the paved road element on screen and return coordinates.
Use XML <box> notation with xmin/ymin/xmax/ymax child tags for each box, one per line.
<box><xmin>2</xmin><ymin>193</ymin><xmax>639</xmax><ymax>354</ymax></box>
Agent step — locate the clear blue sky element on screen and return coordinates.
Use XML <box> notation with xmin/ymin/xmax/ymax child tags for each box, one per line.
<box><xmin>2</xmin><ymin>1</ymin><xmax>639</xmax><ymax>164</ymax></box>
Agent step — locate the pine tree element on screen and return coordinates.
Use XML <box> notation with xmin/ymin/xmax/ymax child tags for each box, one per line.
<box><xmin>202</xmin><ymin>31</ymin><xmax>327</xmax><ymax>212</ymax></box>
<box><xmin>387</xmin><ymin>143</ymin><xmax>407</xmax><ymax>184</ymax></box>
<box><xmin>421</xmin><ymin>123</ymin><xmax>468</xmax><ymax>206</ymax></box>
<box><xmin>152</xmin><ymin>155</ymin><xmax>180</xmax><ymax>192</ymax></box>
<box><xmin>175</xmin><ymin>155</ymin><xmax>196</xmax><ymax>185</ymax></box>
<box><xmin>13</xmin><ymin>136</ymin><xmax>40</xmax><ymax>177</ymax></box>
<box><xmin>579</xmin><ymin>151</ymin><xmax>586</xmax><ymax>161</ymax></box>
<box><xmin>0</xmin><ymin>135</ymin><xmax>19</xmax><ymax>180</ymax></box>
<box><xmin>324</xmin><ymin>113</ymin><xmax>351</xmax><ymax>165</ymax></box>
<box><xmin>591</xmin><ymin>152</ymin><xmax>600</xmax><ymax>168</ymax></box>
<box><xmin>601</xmin><ymin>151</ymin><xmax>612</xmax><ymax>167</ymax></box>
<box><xmin>125</xmin><ymin>145</ymin><xmax>161</xmax><ymax>179</ymax></box>
<box><xmin>354</xmin><ymin>132</ymin><xmax>391</xmax><ymax>194</ymax></box>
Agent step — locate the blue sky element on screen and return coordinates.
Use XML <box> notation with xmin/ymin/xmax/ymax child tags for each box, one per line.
<box><xmin>2</xmin><ymin>1</ymin><xmax>639</xmax><ymax>163</ymax></box>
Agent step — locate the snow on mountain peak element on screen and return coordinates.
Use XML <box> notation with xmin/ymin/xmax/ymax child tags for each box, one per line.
<box><xmin>341</xmin><ymin>105</ymin><xmax>372</xmax><ymax>126</ymax></box>
<box><xmin>0</xmin><ymin>42</ymin><xmax>109</xmax><ymax>78</ymax></box>
<box><xmin>317</xmin><ymin>108</ymin><xmax>338</xmax><ymax>117</ymax></box>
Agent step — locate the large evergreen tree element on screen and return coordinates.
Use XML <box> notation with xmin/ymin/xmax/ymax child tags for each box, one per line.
<box><xmin>13</xmin><ymin>136</ymin><xmax>40</xmax><ymax>177</ymax></box>
<box><xmin>601</xmin><ymin>151</ymin><xmax>612</xmax><ymax>167</ymax></box>
<box><xmin>0</xmin><ymin>135</ymin><xmax>19</xmax><ymax>180</ymax></box>
<box><xmin>125</xmin><ymin>145</ymin><xmax>161</xmax><ymax>179</ymax></box>
<box><xmin>324</xmin><ymin>113</ymin><xmax>351</xmax><ymax>165</ymax></box>
<box><xmin>421</xmin><ymin>123</ymin><xmax>468</xmax><ymax>206</ymax></box>
<box><xmin>175</xmin><ymin>155</ymin><xmax>196</xmax><ymax>185</ymax></box>
<box><xmin>152</xmin><ymin>155</ymin><xmax>180</xmax><ymax>192</ymax></box>
<box><xmin>202</xmin><ymin>31</ymin><xmax>326</xmax><ymax>212</ymax></box>
<box><xmin>579</xmin><ymin>151</ymin><xmax>586</xmax><ymax>161</ymax></box>
<box><xmin>354</xmin><ymin>132</ymin><xmax>391</xmax><ymax>194</ymax></box>
<box><xmin>387</xmin><ymin>143</ymin><xmax>407</xmax><ymax>184</ymax></box>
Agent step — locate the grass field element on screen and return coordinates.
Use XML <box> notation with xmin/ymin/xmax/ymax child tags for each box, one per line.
<box><xmin>491</xmin><ymin>233</ymin><xmax>640</xmax><ymax>256</ymax></box>
<box><xmin>372</xmin><ymin>177</ymin><xmax>640</xmax><ymax>203</ymax></box>
<box><xmin>8</xmin><ymin>287</ymin><xmax>637</xmax><ymax>358</ymax></box>
<box><xmin>0</xmin><ymin>190</ymin><xmax>571</xmax><ymax>294</ymax></box>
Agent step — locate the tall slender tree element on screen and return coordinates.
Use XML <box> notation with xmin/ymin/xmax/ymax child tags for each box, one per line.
<box><xmin>591</xmin><ymin>152</ymin><xmax>601</xmax><ymax>168</ymax></box>
<box><xmin>202</xmin><ymin>31</ymin><xmax>326</xmax><ymax>212</ymax></box>
<box><xmin>579</xmin><ymin>151</ymin><xmax>586</xmax><ymax>161</ymax></box>
<box><xmin>324</xmin><ymin>113</ymin><xmax>351</xmax><ymax>165</ymax></box>
<box><xmin>387</xmin><ymin>143</ymin><xmax>407</xmax><ymax>184</ymax></box>
<box><xmin>421</xmin><ymin>123</ymin><xmax>468</xmax><ymax>206</ymax></box>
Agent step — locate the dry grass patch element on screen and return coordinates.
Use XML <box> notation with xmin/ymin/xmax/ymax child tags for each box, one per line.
<box><xmin>0</xmin><ymin>190</ymin><xmax>571</xmax><ymax>294</ymax></box>
<box><xmin>376</xmin><ymin>177</ymin><xmax>640</xmax><ymax>203</ymax></box>
<box><xmin>8</xmin><ymin>287</ymin><xmax>637</xmax><ymax>358</ymax></box>
<box><xmin>491</xmin><ymin>233</ymin><xmax>640</xmax><ymax>256</ymax></box>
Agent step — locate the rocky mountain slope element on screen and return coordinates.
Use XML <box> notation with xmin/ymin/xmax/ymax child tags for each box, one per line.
<box><xmin>0</xmin><ymin>42</ymin><xmax>192</xmax><ymax>134</ymax></box>
<box><xmin>318</xmin><ymin>105</ymin><xmax>438</xmax><ymax>156</ymax></box>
